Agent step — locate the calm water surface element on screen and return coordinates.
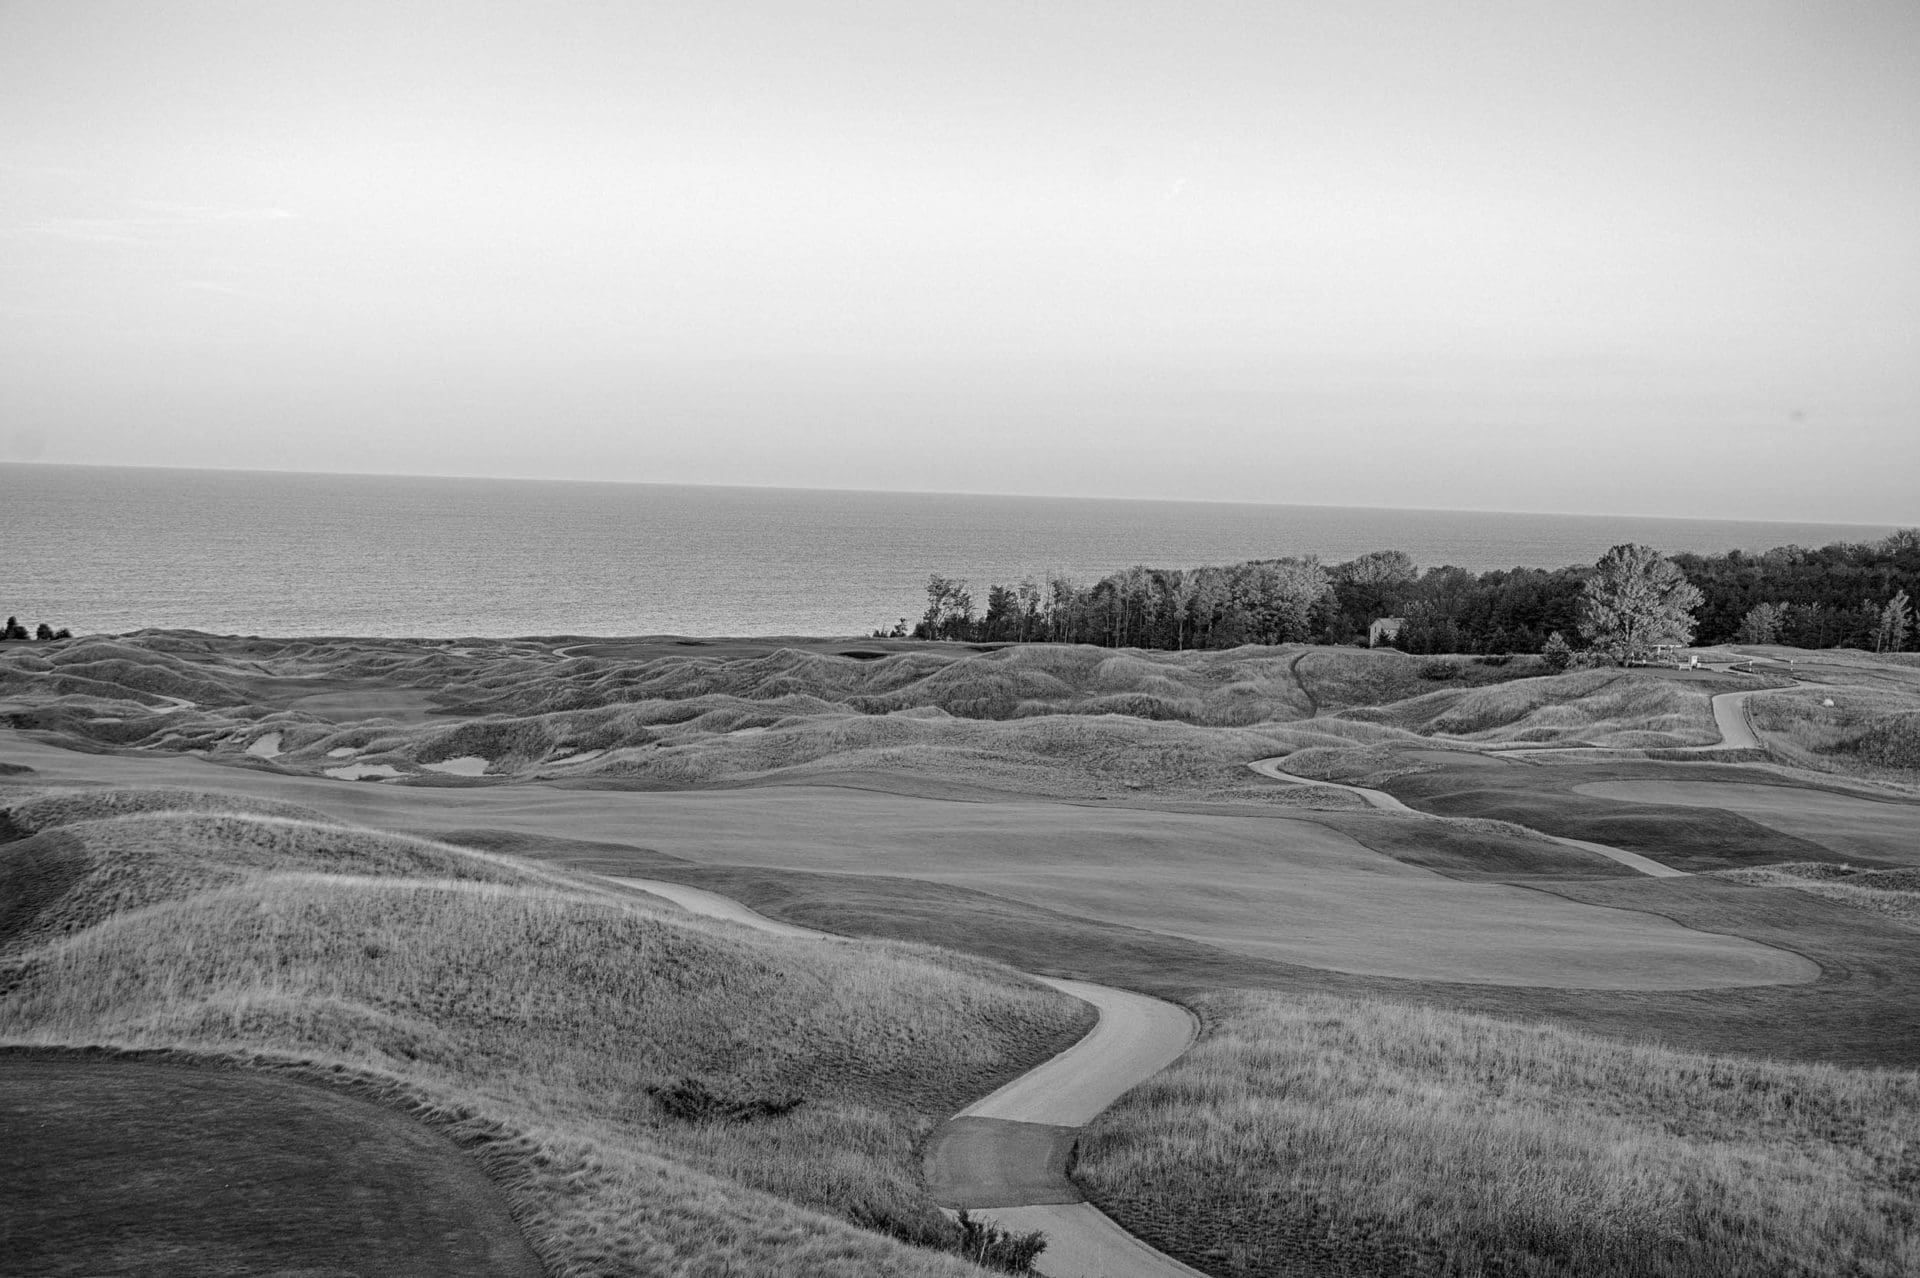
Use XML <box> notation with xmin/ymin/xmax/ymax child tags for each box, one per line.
<box><xmin>2</xmin><ymin>464</ymin><xmax>1900</xmax><ymax>638</ymax></box>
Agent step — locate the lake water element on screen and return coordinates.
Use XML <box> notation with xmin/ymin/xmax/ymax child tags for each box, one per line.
<box><xmin>2</xmin><ymin>463</ymin><xmax>1900</xmax><ymax>638</ymax></box>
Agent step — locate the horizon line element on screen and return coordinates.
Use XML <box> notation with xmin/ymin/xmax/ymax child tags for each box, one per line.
<box><xmin>3</xmin><ymin>457</ymin><xmax>1909</xmax><ymax>533</ymax></box>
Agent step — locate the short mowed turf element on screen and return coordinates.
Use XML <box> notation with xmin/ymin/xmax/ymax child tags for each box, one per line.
<box><xmin>0</xmin><ymin>1052</ymin><xmax>544</xmax><ymax>1278</ymax></box>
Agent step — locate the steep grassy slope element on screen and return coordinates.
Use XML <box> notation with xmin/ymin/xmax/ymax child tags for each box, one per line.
<box><xmin>1077</xmin><ymin>992</ymin><xmax>1920</xmax><ymax>1278</ymax></box>
<box><xmin>0</xmin><ymin>788</ymin><xmax>1090</xmax><ymax>1277</ymax></box>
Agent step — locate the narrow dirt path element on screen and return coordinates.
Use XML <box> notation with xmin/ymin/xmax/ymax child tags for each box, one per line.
<box><xmin>612</xmin><ymin>876</ymin><xmax>1204</xmax><ymax>1278</ymax></box>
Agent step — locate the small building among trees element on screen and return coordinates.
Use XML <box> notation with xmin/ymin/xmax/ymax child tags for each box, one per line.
<box><xmin>1368</xmin><ymin>617</ymin><xmax>1406</xmax><ymax>648</ymax></box>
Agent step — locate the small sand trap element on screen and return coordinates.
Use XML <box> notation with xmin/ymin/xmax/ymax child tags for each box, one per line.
<box><xmin>546</xmin><ymin>749</ymin><xmax>605</xmax><ymax>766</ymax></box>
<box><xmin>326</xmin><ymin>746</ymin><xmax>358</xmax><ymax>758</ymax></box>
<box><xmin>324</xmin><ymin>763</ymin><xmax>404</xmax><ymax>781</ymax></box>
<box><xmin>730</xmin><ymin>726</ymin><xmax>769</xmax><ymax>737</ymax></box>
<box><xmin>422</xmin><ymin>756</ymin><xmax>489</xmax><ymax>776</ymax></box>
<box><xmin>245</xmin><ymin>733</ymin><xmax>283</xmax><ymax>758</ymax></box>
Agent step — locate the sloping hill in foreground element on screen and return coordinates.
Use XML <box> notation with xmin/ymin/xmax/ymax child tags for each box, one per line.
<box><xmin>0</xmin><ymin>787</ymin><xmax>1092</xmax><ymax>1277</ymax></box>
<box><xmin>1078</xmin><ymin>991</ymin><xmax>1920</xmax><ymax>1278</ymax></box>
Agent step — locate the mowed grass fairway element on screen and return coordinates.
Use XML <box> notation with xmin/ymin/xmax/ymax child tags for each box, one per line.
<box><xmin>1</xmin><ymin>1053</ymin><xmax>544</xmax><ymax>1278</ymax></box>
<box><xmin>1574</xmin><ymin>778</ymin><xmax>1920</xmax><ymax>865</ymax></box>
<box><xmin>1075</xmin><ymin>993</ymin><xmax>1920</xmax><ymax>1278</ymax></box>
<box><xmin>0</xmin><ymin>734</ymin><xmax>1810</xmax><ymax>990</ymax></box>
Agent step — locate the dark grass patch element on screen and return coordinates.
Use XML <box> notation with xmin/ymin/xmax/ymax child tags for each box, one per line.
<box><xmin>0</xmin><ymin>830</ymin><xmax>89</xmax><ymax>953</ymax></box>
<box><xmin>1317</xmin><ymin>811</ymin><xmax>1639</xmax><ymax>880</ymax></box>
<box><xmin>0</xmin><ymin>1052</ymin><xmax>544</xmax><ymax>1278</ymax></box>
<box><xmin>1376</xmin><ymin>756</ymin><xmax>1885</xmax><ymax>871</ymax></box>
<box><xmin>647</xmin><ymin>1076</ymin><xmax>804</xmax><ymax>1123</ymax></box>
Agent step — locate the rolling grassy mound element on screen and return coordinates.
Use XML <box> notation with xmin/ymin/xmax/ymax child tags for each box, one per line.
<box><xmin>1077</xmin><ymin>991</ymin><xmax>1920</xmax><ymax>1278</ymax></box>
<box><xmin>1717</xmin><ymin>861</ymin><xmax>1920</xmax><ymax>930</ymax></box>
<box><xmin>0</xmin><ymin>631</ymin><xmax>1776</xmax><ymax>799</ymax></box>
<box><xmin>0</xmin><ymin>788</ymin><xmax>1091</xmax><ymax>1276</ymax></box>
<box><xmin>1749</xmin><ymin>686</ymin><xmax>1920</xmax><ymax>784</ymax></box>
<box><xmin>1335</xmin><ymin>668</ymin><xmax>1720</xmax><ymax>747</ymax></box>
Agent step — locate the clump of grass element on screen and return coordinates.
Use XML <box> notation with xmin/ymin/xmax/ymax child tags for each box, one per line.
<box><xmin>0</xmin><ymin>792</ymin><xmax>1087</xmax><ymax>1275</ymax></box>
<box><xmin>1076</xmin><ymin>991</ymin><xmax>1920</xmax><ymax>1278</ymax></box>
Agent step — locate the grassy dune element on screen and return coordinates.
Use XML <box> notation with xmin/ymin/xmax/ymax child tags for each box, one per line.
<box><xmin>1749</xmin><ymin>685</ymin><xmax>1920</xmax><ymax>785</ymax></box>
<box><xmin>10</xmin><ymin>633</ymin><xmax>1757</xmax><ymax>802</ymax></box>
<box><xmin>1717</xmin><ymin>861</ymin><xmax>1920</xmax><ymax>929</ymax></box>
<box><xmin>0</xmin><ymin>788</ymin><xmax>1091</xmax><ymax>1276</ymax></box>
<box><xmin>1077</xmin><ymin>992</ymin><xmax>1920</xmax><ymax>1278</ymax></box>
<box><xmin>1</xmin><ymin>634</ymin><xmax>1551</xmax><ymax>798</ymax></box>
<box><xmin>1336</xmin><ymin>668</ymin><xmax>1722</xmax><ymax>747</ymax></box>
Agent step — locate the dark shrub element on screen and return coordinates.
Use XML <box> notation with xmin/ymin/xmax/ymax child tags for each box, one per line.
<box><xmin>955</xmin><ymin>1210</ymin><xmax>1048</xmax><ymax>1273</ymax></box>
<box><xmin>645</xmin><ymin>1077</ymin><xmax>803</xmax><ymax>1123</ymax></box>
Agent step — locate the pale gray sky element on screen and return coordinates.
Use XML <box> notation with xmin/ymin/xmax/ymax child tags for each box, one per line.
<box><xmin>3</xmin><ymin>1</ymin><xmax>1915</xmax><ymax>523</ymax></box>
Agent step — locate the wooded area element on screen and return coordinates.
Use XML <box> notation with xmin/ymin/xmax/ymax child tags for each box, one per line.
<box><xmin>901</xmin><ymin>529</ymin><xmax>1920</xmax><ymax>656</ymax></box>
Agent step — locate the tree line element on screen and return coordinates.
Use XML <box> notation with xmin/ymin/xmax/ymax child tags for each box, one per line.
<box><xmin>1</xmin><ymin>615</ymin><xmax>71</xmax><ymax>642</ymax></box>
<box><xmin>895</xmin><ymin>528</ymin><xmax>1919</xmax><ymax>656</ymax></box>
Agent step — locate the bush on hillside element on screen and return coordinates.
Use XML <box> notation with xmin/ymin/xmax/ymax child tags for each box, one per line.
<box><xmin>953</xmin><ymin>1211</ymin><xmax>1048</xmax><ymax>1275</ymax></box>
<box><xmin>646</xmin><ymin>1077</ymin><xmax>805</xmax><ymax>1124</ymax></box>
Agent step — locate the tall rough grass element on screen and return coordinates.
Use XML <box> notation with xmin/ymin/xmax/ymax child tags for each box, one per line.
<box><xmin>0</xmin><ymin>793</ymin><xmax>1089</xmax><ymax>1276</ymax></box>
<box><xmin>1077</xmin><ymin>992</ymin><xmax>1920</xmax><ymax>1278</ymax></box>
<box><xmin>1749</xmin><ymin>688</ymin><xmax>1920</xmax><ymax>785</ymax></box>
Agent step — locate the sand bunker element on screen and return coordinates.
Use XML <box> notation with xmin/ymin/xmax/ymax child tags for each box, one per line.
<box><xmin>326</xmin><ymin>747</ymin><xmax>358</xmax><ymax>758</ymax></box>
<box><xmin>245</xmin><ymin>733</ymin><xmax>283</xmax><ymax>758</ymax></box>
<box><xmin>730</xmin><ymin>726</ymin><xmax>770</xmax><ymax>737</ymax></box>
<box><xmin>421</xmin><ymin>756</ymin><xmax>489</xmax><ymax>776</ymax></box>
<box><xmin>546</xmin><ymin>749</ymin><xmax>605</xmax><ymax>766</ymax></box>
<box><xmin>324</xmin><ymin>763</ymin><xmax>405</xmax><ymax>781</ymax></box>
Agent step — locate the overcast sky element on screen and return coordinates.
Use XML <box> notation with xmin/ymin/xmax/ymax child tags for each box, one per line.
<box><xmin>2</xmin><ymin>1</ymin><xmax>1915</xmax><ymax>523</ymax></box>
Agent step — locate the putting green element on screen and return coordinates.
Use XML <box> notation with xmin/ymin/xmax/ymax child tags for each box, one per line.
<box><xmin>1</xmin><ymin>730</ymin><xmax>1814</xmax><ymax>990</ymax></box>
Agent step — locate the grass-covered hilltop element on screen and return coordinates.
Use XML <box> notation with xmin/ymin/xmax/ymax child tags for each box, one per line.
<box><xmin>5</xmin><ymin>581</ymin><xmax>1920</xmax><ymax>1275</ymax></box>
